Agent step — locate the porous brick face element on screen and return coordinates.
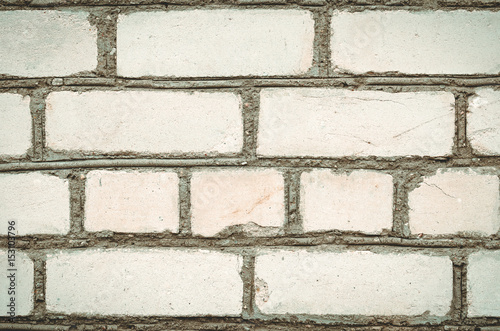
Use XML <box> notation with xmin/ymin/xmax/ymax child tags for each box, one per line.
<box><xmin>0</xmin><ymin>251</ymin><xmax>34</xmax><ymax>317</ymax></box>
<box><xmin>117</xmin><ymin>9</ymin><xmax>314</xmax><ymax>77</ymax></box>
<box><xmin>467</xmin><ymin>250</ymin><xmax>500</xmax><ymax>317</ymax></box>
<box><xmin>408</xmin><ymin>168</ymin><xmax>500</xmax><ymax>236</ymax></box>
<box><xmin>84</xmin><ymin>170</ymin><xmax>179</xmax><ymax>233</ymax></box>
<box><xmin>300</xmin><ymin>170</ymin><xmax>393</xmax><ymax>234</ymax></box>
<box><xmin>257</xmin><ymin>89</ymin><xmax>455</xmax><ymax>157</ymax></box>
<box><xmin>45</xmin><ymin>249</ymin><xmax>243</xmax><ymax>316</ymax></box>
<box><xmin>0</xmin><ymin>10</ymin><xmax>97</xmax><ymax>77</ymax></box>
<box><xmin>468</xmin><ymin>89</ymin><xmax>500</xmax><ymax>155</ymax></box>
<box><xmin>1</xmin><ymin>1</ymin><xmax>500</xmax><ymax>330</ymax></box>
<box><xmin>190</xmin><ymin>169</ymin><xmax>285</xmax><ymax>236</ymax></box>
<box><xmin>254</xmin><ymin>250</ymin><xmax>453</xmax><ymax>316</ymax></box>
<box><xmin>0</xmin><ymin>172</ymin><xmax>70</xmax><ymax>235</ymax></box>
<box><xmin>330</xmin><ymin>10</ymin><xmax>500</xmax><ymax>75</ymax></box>
<box><xmin>0</xmin><ymin>93</ymin><xmax>31</xmax><ymax>157</ymax></box>
<box><xmin>45</xmin><ymin>91</ymin><xmax>243</xmax><ymax>155</ymax></box>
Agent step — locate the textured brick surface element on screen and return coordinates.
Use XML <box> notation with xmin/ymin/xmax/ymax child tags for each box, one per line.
<box><xmin>468</xmin><ymin>89</ymin><xmax>500</xmax><ymax>155</ymax></box>
<box><xmin>45</xmin><ymin>91</ymin><xmax>242</xmax><ymax>155</ymax></box>
<box><xmin>255</xmin><ymin>250</ymin><xmax>453</xmax><ymax>315</ymax></box>
<box><xmin>0</xmin><ymin>10</ymin><xmax>97</xmax><ymax>77</ymax></box>
<box><xmin>300</xmin><ymin>170</ymin><xmax>393</xmax><ymax>234</ymax></box>
<box><xmin>117</xmin><ymin>10</ymin><xmax>314</xmax><ymax>77</ymax></box>
<box><xmin>331</xmin><ymin>10</ymin><xmax>500</xmax><ymax>74</ymax></box>
<box><xmin>467</xmin><ymin>250</ymin><xmax>500</xmax><ymax>317</ymax></box>
<box><xmin>46</xmin><ymin>249</ymin><xmax>243</xmax><ymax>316</ymax></box>
<box><xmin>0</xmin><ymin>93</ymin><xmax>31</xmax><ymax>157</ymax></box>
<box><xmin>258</xmin><ymin>89</ymin><xmax>455</xmax><ymax>157</ymax></box>
<box><xmin>0</xmin><ymin>251</ymin><xmax>34</xmax><ymax>317</ymax></box>
<box><xmin>408</xmin><ymin>168</ymin><xmax>499</xmax><ymax>236</ymax></box>
<box><xmin>0</xmin><ymin>173</ymin><xmax>70</xmax><ymax>235</ymax></box>
<box><xmin>190</xmin><ymin>169</ymin><xmax>285</xmax><ymax>236</ymax></box>
<box><xmin>84</xmin><ymin>170</ymin><xmax>179</xmax><ymax>233</ymax></box>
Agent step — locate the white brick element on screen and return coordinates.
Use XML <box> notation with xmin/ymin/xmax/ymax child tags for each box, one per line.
<box><xmin>46</xmin><ymin>249</ymin><xmax>243</xmax><ymax>316</ymax></box>
<box><xmin>0</xmin><ymin>93</ymin><xmax>31</xmax><ymax>156</ymax></box>
<box><xmin>0</xmin><ymin>173</ymin><xmax>70</xmax><ymax>235</ymax></box>
<box><xmin>45</xmin><ymin>91</ymin><xmax>242</xmax><ymax>154</ymax></box>
<box><xmin>468</xmin><ymin>250</ymin><xmax>500</xmax><ymax>317</ymax></box>
<box><xmin>300</xmin><ymin>170</ymin><xmax>393</xmax><ymax>234</ymax></box>
<box><xmin>191</xmin><ymin>169</ymin><xmax>284</xmax><ymax>237</ymax></box>
<box><xmin>468</xmin><ymin>89</ymin><xmax>500</xmax><ymax>155</ymax></box>
<box><xmin>258</xmin><ymin>89</ymin><xmax>455</xmax><ymax>157</ymax></box>
<box><xmin>331</xmin><ymin>10</ymin><xmax>500</xmax><ymax>75</ymax></box>
<box><xmin>255</xmin><ymin>250</ymin><xmax>452</xmax><ymax>315</ymax></box>
<box><xmin>117</xmin><ymin>10</ymin><xmax>314</xmax><ymax>77</ymax></box>
<box><xmin>409</xmin><ymin>168</ymin><xmax>500</xmax><ymax>236</ymax></box>
<box><xmin>85</xmin><ymin>170</ymin><xmax>179</xmax><ymax>233</ymax></box>
<box><xmin>0</xmin><ymin>11</ymin><xmax>97</xmax><ymax>77</ymax></box>
<box><xmin>0</xmin><ymin>251</ymin><xmax>34</xmax><ymax>317</ymax></box>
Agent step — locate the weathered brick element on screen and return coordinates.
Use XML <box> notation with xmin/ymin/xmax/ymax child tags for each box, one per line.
<box><xmin>0</xmin><ymin>10</ymin><xmax>97</xmax><ymax>77</ymax></box>
<box><xmin>45</xmin><ymin>91</ymin><xmax>242</xmax><ymax>155</ymax></box>
<box><xmin>258</xmin><ymin>88</ymin><xmax>455</xmax><ymax>157</ymax></box>
<box><xmin>46</xmin><ymin>249</ymin><xmax>243</xmax><ymax>316</ymax></box>
<box><xmin>190</xmin><ymin>169</ymin><xmax>284</xmax><ymax>237</ymax></box>
<box><xmin>117</xmin><ymin>10</ymin><xmax>314</xmax><ymax>77</ymax></box>
<box><xmin>468</xmin><ymin>89</ymin><xmax>500</xmax><ymax>155</ymax></box>
<box><xmin>0</xmin><ymin>251</ymin><xmax>34</xmax><ymax>317</ymax></box>
<box><xmin>0</xmin><ymin>93</ymin><xmax>31</xmax><ymax>157</ymax></box>
<box><xmin>0</xmin><ymin>173</ymin><xmax>70</xmax><ymax>235</ymax></box>
<box><xmin>408</xmin><ymin>168</ymin><xmax>499</xmax><ymax>236</ymax></box>
<box><xmin>331</xmin><ymin>10</ymin><xmax>500</xmax><ymax>74</ymax></box>
<box><xmin>255</xmin><ymin>250</ymin><xmax>452</xmax><ymax>315</ymax></box>
<box><xmin>300</xmin><ymin>170</ymin><xmax>393</xmax><ymax>234</ymax></box>
<box><xmin>84</xmin><ymin>170</ymin><xmax>179</xmax><ymax>233</ymax></box>
<box><xmin>467</xmin><ymin>250</ymin><xmax>500</xmax><ymax>317</ymax></box>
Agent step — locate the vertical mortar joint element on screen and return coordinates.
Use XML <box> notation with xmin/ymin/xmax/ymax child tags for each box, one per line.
<box><xmin>240</xmin><ymin>88</ymin><xmax>260</xmax><ymax>160</ymax></box>
<box><xmin>29</xmin><ymin>252</ymin><xmax>47</xmax><ymax>318</ymax></box>
<box><xmin>453</xmin><ymin>91</ymin><xmax>474</xmax><ymax>158</ymax></box>
<box><xmin>241</xmin><ymin>253</ymin><xmax>256</xmax><ymax>319</ymax></box>
<box><xmin>29</xmin><ymin>89</ymin><xmax>49</xmax><ymax>162</ymax></box>
<box><xmin>68</xmin><ymin>171</ymin><xmax>87</xmax><ymax>236</ymax></box>
<box><xmin>90</xmin><ymin>9</ymin><xmax>119</xmax><ymax>77</ymax></box>
<box><xmin>178</xmin><ymin>169</ymin><xmax>192</xmax><ymax>237</ymax></box>
<box><xmin>311</xmin><ymin>7</ymin><xmax>331</xmax><ymax>77</ymax></box>
<box><xmin>284</xmin><ymin>168</ymin><xmax>303</xmax><ymax>235</ymax></box>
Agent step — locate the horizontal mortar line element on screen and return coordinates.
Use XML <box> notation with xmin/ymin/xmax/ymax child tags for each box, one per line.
<box><xmin>2</xmin><ymin>2</ymin><xmax>500</xmax><ymax>8</ymax></box>
<box><xmin>1</xmin><ymin>76</ymin><xmax>500</xmax><ymax>89</ymax></box>
<box><xmin>0</xmin><ymin>158</ymin><xmax>245</xmax><ymax>171</ymax></box>
<box><xmin>1</xmin><ymin>235</ymin><xmax>499</xmax><ymax>249</ymax></box>
<box><xmin>0</xmin><ymin>324</ymin><xmax>72</xmax><ymax>331</ymax></box>
<box><xmin>0</xmin><ymin>320</ymin><xmax>498</xmax><ymax>331</ymax></box>
<box><xmin>0</xmin><ymin>3</ymin><xmax>318</xmax><ymax>7</ymax></box>
<box><xmin>1</xmin><ymin>157</ymin><xmax>500</xmax><ymax>172</ymax></box>
<box><xmin>1</xmin><ymin>320</ymin><xmax>498</xmax><ymax>330</ymax></box>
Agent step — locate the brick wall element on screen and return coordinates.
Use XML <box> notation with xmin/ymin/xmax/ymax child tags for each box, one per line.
<box><xmin>0</xmin><ymin>0</ymin><xmax>499</xmax><ymax>330</ymax></box>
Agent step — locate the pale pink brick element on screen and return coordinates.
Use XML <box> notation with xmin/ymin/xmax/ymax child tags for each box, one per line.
<box><xmin>85</xmin><ymin>170</ymin><xmax>179</xmax><ymax>233</ymax></box>
<box><xmin>409</xmin><ymin>168</ymin><xmax>499</xmax><ymax>236</ymax></box>
<box><xmin>301</xmin><ymin>170</ymin><xmax>393</xmax><ymax>234</ymax></box>
<box><xmin>190</xmin><ymin>169</ymin><xmax>285</xmax><ymax>236</ymax></box>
